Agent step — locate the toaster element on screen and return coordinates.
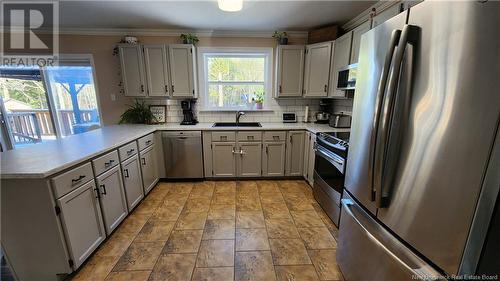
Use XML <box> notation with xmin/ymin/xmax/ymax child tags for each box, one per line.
<box><xmin>330</xmin><ymin>113</ymin><xmax>352</xmax><ymax>128</ymax></box>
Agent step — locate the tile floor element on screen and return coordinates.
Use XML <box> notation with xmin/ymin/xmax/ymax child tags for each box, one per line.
<box><xmin>71</xmin><ymin>180</ymin><xmax>343</xmax><ymax>281</ymax></box>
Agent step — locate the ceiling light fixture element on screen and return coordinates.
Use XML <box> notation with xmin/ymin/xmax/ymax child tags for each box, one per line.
<box><xmin>217</xmin><ymin>0</ymin><xmax>243</xmax><ymax>12</ymax></box>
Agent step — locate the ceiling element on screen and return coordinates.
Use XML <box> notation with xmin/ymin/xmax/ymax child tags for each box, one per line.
<box><xmin>58</xmin><ymin>1</ymin><xmax>376</xmax><ymax>32</ymax></box>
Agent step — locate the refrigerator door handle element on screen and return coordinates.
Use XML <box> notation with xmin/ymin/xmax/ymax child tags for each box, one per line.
<box><xmin>374</xmin><ymin>24</ymin><xmax>420</xmax><ymax>208</ymax></box>
<box><xmin>369</xmin><ymin>29</ymin><xmax>402</xmax><ymax>202</ymax></box>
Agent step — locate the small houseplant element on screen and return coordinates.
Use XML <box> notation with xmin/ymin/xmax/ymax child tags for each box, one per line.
<box><xmin>272</xmin><ymin>31</ymin><xmax>288</xmax><ymax>45</ymax></box>
<box><xmin>119</xmin><ymin>99</ymin><xmax>157</xmax><ymax>124</ymax></box>
<box><xmin>180</xmin><ymin>33</ymin><xmax>199</xmax><ymax>45</ymax></box>
<box><xmin>253</xmin><ymin>91</ymin><xmax>265</xmax><ymax>109</ymax></box>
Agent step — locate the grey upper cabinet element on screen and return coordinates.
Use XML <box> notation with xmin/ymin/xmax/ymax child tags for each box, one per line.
<box><xmin>140</xmin><ymin>144</ymin><xmax>159</xmax><ymax>195</ymax></box>
<box><xmin>143</xmin><ymin>45</ymin><xmax>170</xmax><ymax>97</ymax></box>
<box><xmin>373</xmin><ymin>3</ymin><xmax>402</xmax><ymax>27</ymax></box>
<box><xmin>119</xmin><ymin>45</ymin><xmax>147</xmax><ymax>97</ymax></box>
<box><xmin>121</xmin><ymin>155</ymin><xmax>144</xmax><ymax>210</ymax></box>
<box><xmin>238</xmin><ymin>142</ymin><xmax>262</xmax><ymax>177</ymax></box>
<box><xmin>169</xmin><ymin>44</ymin><xmax>196</xmax><ymax>98</ymax></box>
<box><xmin>276</xmin><ymin>45</ymin><xmax>305</xmax><ymax>98</ymax></box>
<box><xmin>262</xmin><ymin>141</ymin><xmax>286</xmax><ymax>177</ymax></box>
<box><xmin>329</xmin><ymin>32</ymin><xmax>352</xmax><ymax>98</ymax></box>
<box><xmin>212</xmin><ymin>142</ymin><xmax>237</xmax><ymax>177</ymax></box>
<box><xmin>57</xmin><ymin>180</ymin><xmax>106</xmax><ymax>269</ymax></box>
<box><xmin>285</xmin><ymin>131</ymin><xmax>305</xmax><ymax>176</ymax></box>
<box><xmin>95</xmin><ymin>165</ymin><xmax>128</xmax><ymax>234</ymax></box>
<box><xmin>303</xmin><ymin>42</ymin><xmax>332</xmax><ymax>98</ymax></box>
<box><xmin>350</xmin><ymin>20</ymin><xmax>372</xmax><ymax>64</ymax></box>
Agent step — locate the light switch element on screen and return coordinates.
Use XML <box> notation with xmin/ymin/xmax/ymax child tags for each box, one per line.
<box><xmin>110</xmin><ymin>94</ymin><xmax>116</xmax><ymax>101</ymax></box>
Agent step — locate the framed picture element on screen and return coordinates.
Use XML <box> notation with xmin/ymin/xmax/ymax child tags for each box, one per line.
<box><xmin>149</xmin><ymin>105</ymin><xmax>166</xmax><ymax>124</ymax></box>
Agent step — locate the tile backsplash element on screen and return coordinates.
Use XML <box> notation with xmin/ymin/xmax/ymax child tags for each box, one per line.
<box><xmin>148</xmin><ymin>98</ymin><xmax>322</xmax><ymax>123</ymax></box>
<box><xmin>147</xmin><ymin>97</ymin><xmax>354</xmax><ymax>123</ymax></box>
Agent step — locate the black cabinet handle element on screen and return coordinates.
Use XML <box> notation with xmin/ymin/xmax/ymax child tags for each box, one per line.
<box><xmin>127</xmin><ymin>149</ymin><xmax>134</xmax><ymax>155</ymax></box>
<box><xmin>94</xmin><ymin>187</ymin><xmax>100</xmax><ymax>199</ymax></box>
<box><xmin>104</xmin><ymin>159</ymin><xmax>115</xmax><ymax>168</ymax></box>
<box><xmin>141</xmin><ymin>85</ymin><xmax>145</xmax><ymax>92</ymax></box>
<box><xmin>172</xmin><ymin>85</ymin><xmax>175</xmax><ymax>93</ymax></box>
<box><xmin>165</xmin><ymin>85</ymin><xmax>169</xmax><ymax>93</ymax></box>
<box><xmin>279</xmin><ymin>85</ymin><xmax>282</xmax><ymax>93</ymax></box>
<box><xmin>71</xmin><ymin>175</ymin><xmax>85</xmax><ymax>184</ymax></box>
<box><xmin>124</xmin><ymin>169</ymin><xmax>129</xmax><ymax>178</ymax></box>
<box><xmin>324</xmin><ymin>84</ymin><xmax>328</xmax><ymax>92</ymax></box>
<box><xmin>141</xmin><ymin>158</ymin><xmax>146</xmax><ymax>165</ymax></box>
<box><xmin>100</xmin><ymin>184</ymin><xmax>107</xmax><ymax>195</ymax></box>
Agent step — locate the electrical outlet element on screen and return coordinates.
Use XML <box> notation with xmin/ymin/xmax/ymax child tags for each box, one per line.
<box><xmin>110</xmin><ymin>94</ymin><xmax>116</xmax><ymax>101</ymax></box>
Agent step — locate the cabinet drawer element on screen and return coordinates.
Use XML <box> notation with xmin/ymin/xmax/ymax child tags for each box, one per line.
<box><xmin>237</xmin><ymin>131</ymin><xmax>262</xmax><ymax>142</ymax></box>
<box><xmin>92</xmin><ymin>150</ymin><xmax>119</xmax><ymax>176</ymax></box>
<box><xmin>119</xmin><ymin>141</ymin><xmax>138</xmax><ymax>162</ymax></box>
<box><xmin>51</xmin><ymin>163</ymin><xmax>94</xmax><ymax>198</ymax></box>
<box><xmin>138</xmin><ymin>133</ymin><xmax>154</xmax><ymax>151</ymax></box>
<box><xmin>212</xmin><ymin>131</ymin><xmax>236</xmax><ymax>142</ymax></box>
<box><xmin>263</xmin><ymin>131</ymin><xmax>287</xmax><ymax>142</ymax></box>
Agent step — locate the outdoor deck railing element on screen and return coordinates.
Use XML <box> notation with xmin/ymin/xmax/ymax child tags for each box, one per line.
<box><xmin>7</xmin><ymin>109</ymin><xmax>97</xmax><ymax>144</ymax></box>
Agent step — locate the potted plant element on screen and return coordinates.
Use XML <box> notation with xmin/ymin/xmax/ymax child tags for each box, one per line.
<box><xmin>272</xmin><ymin>31</ymin><xmax>288</xmax><ymax>45</ymax></box>
<box><xmin>180</xmin><ymin>33</ymin><xmax>199</xmax><ymax>45</ymax></box>
<box><xmin>119</xmin><ymin>99</ymin><xmax>157</xmax><ymax>124</ymax></box>
<box><xmin>253</xmin><ymin>91</ymin><xmax>265</xmax><ymax>109</ymax></box>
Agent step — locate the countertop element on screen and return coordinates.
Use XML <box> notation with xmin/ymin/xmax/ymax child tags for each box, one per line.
<box><xmin>0</xmin><ymin>123</ymin><xmax>349</xmax><ymax>179</ymax></box>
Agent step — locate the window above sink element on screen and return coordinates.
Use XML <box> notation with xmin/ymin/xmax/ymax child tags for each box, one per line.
<box><xmin>197</xmin><ymin>47</ymin><xmax>272</xmax><ymax>111</ymax></box>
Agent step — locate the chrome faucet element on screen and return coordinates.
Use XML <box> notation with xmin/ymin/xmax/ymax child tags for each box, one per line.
<box><xmin>236</xmin><ymin>111</ymin><xmax>245</xmax><ymax>124</ymax></box>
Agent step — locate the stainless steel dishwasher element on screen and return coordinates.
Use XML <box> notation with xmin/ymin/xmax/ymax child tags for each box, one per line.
<box><xmin>162</xmin><ymin>131</ymin><xmax>204</xmax><ymax>178</ymax></box>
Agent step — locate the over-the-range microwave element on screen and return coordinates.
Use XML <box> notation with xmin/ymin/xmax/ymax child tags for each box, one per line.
<box><xmin>337</xmin><ymin>63</ymin><xmax>358</xmax><ymax>90</ymax></box>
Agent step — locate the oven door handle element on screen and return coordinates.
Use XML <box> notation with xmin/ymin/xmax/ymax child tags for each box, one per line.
<box><xmin>315</xmin><ymin>146</ymin><xmax>344</xmax><ymax>165</ymax></box>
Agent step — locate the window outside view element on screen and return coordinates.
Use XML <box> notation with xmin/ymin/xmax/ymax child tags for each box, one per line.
<box><xmin>206</xmin><ymin>55</ymin><xmax>267</xmax><ymax>109</ymax></box>
<box><xmin>0</xmin><ymin>63</ymin><xmax>101</xmax><ymax>148</ymax></box>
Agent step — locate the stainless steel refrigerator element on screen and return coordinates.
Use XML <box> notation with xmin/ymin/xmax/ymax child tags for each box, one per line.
<box><xmin>338</xmin><ymin>1</ymin><xmax>500</xmax><ymax>280</ymax></box>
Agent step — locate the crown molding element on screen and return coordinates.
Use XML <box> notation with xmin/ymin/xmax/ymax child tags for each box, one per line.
<box><xmin>342</xmin><ymin>0</ymin><xmax>402</xmax><ymax>31</ymax></box>
<box><xmin>54</xmin><ymin>27</ymin><xmax>308</xmax><ymax>38</ymax></box>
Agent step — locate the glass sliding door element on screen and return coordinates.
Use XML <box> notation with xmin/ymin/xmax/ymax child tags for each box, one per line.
<box><xmin>0</xmin><ymin>67</ymin><xmax>56</xmax><ymax>148</ymax></box>
<box><xmin>44</xmin><ymin>57</ymin><xmax>101</xmax><ymax>137</ymax></box>
<box><xmin>0</xmin><ymin>55</ymin><xmax>102</xmax><ymax>150</ymax></box>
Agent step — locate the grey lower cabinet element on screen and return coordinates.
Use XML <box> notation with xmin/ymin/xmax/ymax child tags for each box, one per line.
<box><xmin>140</xmin><ymin>144</ymin><xmax>159</xmax><ymax>194</ymax></box>
<box><xmin>286</xmin><ymin>131</ymin><xmax>306</xmax><ymax>176</ymax></box>
<box><xmin>212</xmin><ymin>142</ymin><xmax>237</xmax><ymax>177</ymax></box>
<box><xmin>262</xmin><ymin>141</ymin><xmax>286</xmax><ymax>176</ymax></box>
<box><xmin>95</xmin><ymin>165</ymin><xmax>128</xmax><ymax>234</ymax></box>
<box><xmin>57</xmin><ymin>180</ymin><xmax>106</xmax><ymax>269</ymax></box>
<box><xmin>121</xmin><ymin>155</ymin><xmax>144</xmax><ymax>210</ymax></box>
<box><xmin>307</xmin><ymin>133</ymin><xmax>316</xmax><ymax>185</ymax></box>
<box><xmin>238</xmin><ymin>142</ymin><xmax>262</xmax><ymax>177</ymax></box>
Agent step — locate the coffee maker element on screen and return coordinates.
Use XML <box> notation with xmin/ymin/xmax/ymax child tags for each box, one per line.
<box><xmin>315</xmin><ymin>99</ymin><xmax>332</xmax><ymax>124</ymax></box>
<box><xmin>180</xmin><ymin>99</ymin><xmax>198</xmax><ymax>125</ymax></box>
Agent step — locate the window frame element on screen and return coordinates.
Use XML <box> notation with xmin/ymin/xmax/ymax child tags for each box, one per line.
<box><xmin>197</xmin><ymin>47</ymin><xmax>273</xmax><ymax>111</ymax></box>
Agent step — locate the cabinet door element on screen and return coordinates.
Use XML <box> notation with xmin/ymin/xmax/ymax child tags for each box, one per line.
<box><xmin>96</xmin><ymin>166</ymin><xmax>128</xmax><ymax>234</ymax></box>
<box><xmin>169</xmin><ymin>44</ymin><xmax>195</xmax><ymax>98</ymax></box>
<box><xmin>307</xmin><ymin>134</ymin><xmax>316</xmax><ymax>185</ymax></box>
<box><xmin>57</xmin><ymin>180</ymin><xmax>106</xmax><ymax>269</ymax></box>
<box><xmin>303</xmin><ymin>42</ymin><xmax>332</xmax><ymax>98</ymax></box>
<box><xmin>276</xmin><ymin>45</ymin><xmax>305</xmax><ymax>97</ymax></box>
<box><xmin>121</xmin><ymin>155</ymin><xmax>144</xmax><ymax>210</ymax></box>
<box><xmin>262</xmin><ymin>142</ymin><xmax>286</xmax><ymax>177</ymax></box>
<box><xmin>238</xmin><ymin>142</ymin><xmax>262</xmax><ymax>177</ymax></box>
<box><xmin>143</xmin><ymin>45</ymin><xmax>170</xmax><ymax>97</ymax></box>
<box><xmin>212</xmin><ymin>142</ymin><xmax>236</xmax><ymax>177</ymax></box>
<box><xmin>140</xmin><ymin>145</ymin><xmax>159</xmax><ymax>195</ymax></box>
<box><xmin>329</xmin><ymin>32</ymin><xmax>353</xmax><ymax>98</ymax></box>
<box><xmin>119</xmin><ymin>45</ymin><xmax>146</xmax><ymax>97</ymax></box>
<box><xmin>350</xmin><ymin>21</ymin><xmax>372</xmax><ymax>64</ymax></box>
<box><xmin>286</xmin><ymin>131</ymin><xmax>305</xmax><ymax>176</ymax></box>
<box><xmin>303</xmin><ymin>132</ymin><xmax>310</xmax><ymax>179</ymax></box>
<box><xmin>373</xmin><ymin>3</ymin><xmax>402</xmax><ymax>27</ymax></box>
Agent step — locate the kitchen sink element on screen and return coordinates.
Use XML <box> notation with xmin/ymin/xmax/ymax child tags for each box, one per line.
<box><xmin>212</xmin><ymin>122</ymin><xmax>262</xmax><ymax>127</ymax></box>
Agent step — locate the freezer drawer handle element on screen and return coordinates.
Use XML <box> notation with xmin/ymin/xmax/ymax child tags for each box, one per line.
<box><xmin>341</xmin><ymin>198</ymin><xmax>441</xmax><ymax>280</ymax></box>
